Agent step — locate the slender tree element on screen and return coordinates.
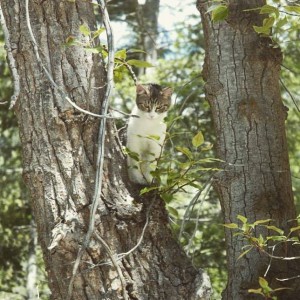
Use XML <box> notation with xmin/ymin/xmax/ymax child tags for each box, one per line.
<box><xmin>136</xmin><ymin>0</ymin><xmax>160</xmax><ymax>69</ymax></box>
<box><xmin>197</xmin><ymin>0</ymin><xmax>300</xmax><ymax>299</ymax></box>
<box><xmin>0</xmin><ymin>1</ymin><xmax>210</xmax><ymax>299</ymax></box>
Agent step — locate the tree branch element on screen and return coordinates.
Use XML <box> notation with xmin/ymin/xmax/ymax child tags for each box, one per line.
<box><xmin>94</xmin><ymin>233</ymin><xmax>128</xmax><ymax>300</ymax></box>
<box><xmin>280</xmin><ymin>77</ymin><xmax>300</xmax><ymax>113</ymax></box>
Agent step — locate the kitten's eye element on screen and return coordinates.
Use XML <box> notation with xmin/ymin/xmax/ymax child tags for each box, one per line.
<box><xmin>155</xmin><ymin>105</ymin><xmax>168</xmax><ymax>112</ymax></box>
<box><xmin>141</xmin><ymin>104</ymin><xmax>151</xmax><ymax>112</ymax></box>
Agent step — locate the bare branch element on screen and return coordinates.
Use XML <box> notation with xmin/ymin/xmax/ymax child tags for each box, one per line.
<box><xmin>187</xmin><ymin>181</ymin><xmax>212</xmax><ymax>259</ymax></box>
<box><xmin>67</xmin><ymin>0</ymin><xmax>115</xmax><ymax>298</ymax></box>
<box><xmin>178</xmin><ymin>177</ymin><xmax>213</xmax><ymax>242</ymax></box>
<box><xmin>94</xmin><ymin>233</ymin><xmax>128</xmax><ymax>300</ymax></box>
<box><xmin>117</xmin><ymin>199</ymin><xmax>154</xmax><ymax>259</ymax></box>
<box><xmin>110</xmin><ymin>107</ymin><xmax>139</xmax><ymax>118</ymax></box>
<box><xmin>280</xmin><ymin>77</ymin><xmax>300</xmax><ymax>113</ymax></box>
<box><xmin>277</xmin><ymin>274</ymin><xmax>300</xmax><ymax>282</ymax></box>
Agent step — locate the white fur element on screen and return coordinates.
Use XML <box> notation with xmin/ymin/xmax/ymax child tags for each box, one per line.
<box><xmin>126</xmin><ymin>105</ymin><xmax>167</xmax><ymax>185</ymax></box>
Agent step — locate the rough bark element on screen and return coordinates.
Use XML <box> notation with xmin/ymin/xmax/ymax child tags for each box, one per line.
<box><xmin>197</xmin><ymin>0</ymin><xmax>300</xmax><ymax>299</ymax></box>
<box><xmin>1</xmin><ymin>1</ymin><xmax>209</xmax><ymax>299</ymax></box>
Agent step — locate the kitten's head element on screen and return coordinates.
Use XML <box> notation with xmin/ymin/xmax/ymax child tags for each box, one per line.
<box><xmin>136</xmin><ymin>83</ymin><xmax>173</xmax><ymax>119</ymax></box>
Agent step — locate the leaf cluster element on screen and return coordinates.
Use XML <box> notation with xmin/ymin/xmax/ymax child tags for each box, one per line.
<box><xmin>65</xmin><ymin>25</ymin><xmax>153</xmax><ymax>83</ymax></box>
<box><xmin>224</xmin><ymin>215</ymin><xmax>300</xmax><ymax>261</ymax></box>
<box><xmin>139</xmin><ymin>131</ymin><xmax>218</xmax><ymax>198</ymax></box>
<box><xmin>248</xmin><ymin>277</ymin><xmax>291</xmax><ymax>300</ymax></box>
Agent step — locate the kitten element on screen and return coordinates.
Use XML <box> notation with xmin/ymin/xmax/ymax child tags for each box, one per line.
<box><xmin>126</xmin><ymin>83</ymin><xmax>173</xmax><ymax>185</ymax></box>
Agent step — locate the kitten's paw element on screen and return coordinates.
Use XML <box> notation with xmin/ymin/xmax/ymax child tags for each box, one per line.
<box><xmin>129</xmin><ymin>169</ymin><xmax>149</xmax><ymax>185</ymax></box>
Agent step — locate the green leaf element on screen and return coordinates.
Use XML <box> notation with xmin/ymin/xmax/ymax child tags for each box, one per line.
<box><xmin>265</xmin><ymin>225</ymin><xmax>284</xmax><ymax>235</ymax></box>
<box><xmin>290</xmin><ymin>236</ymin><xmax>300</xmax><ymax>243</ymax></box>
<box><xmin>248</xmin><ymin>288</ymin><xmax>264</xmax><ymax>296</ymax></box>
<box><xmin>147</xmin><ymin>135</ymin><xmax>160</xmax><ymax>141</ymax></box>
<box><xmin>263</xmin><ymin>16</ymin><xmax>275</xmax><ymax>28</ymax></box>
<box><xmin>93</xmin><ymin>27</ymin><xmax>105</xmax><ymax>38</ymax></box>
<box><xmin>277</xmin><ymin>16</ymin><xmax>288</xmax><ymax>28</ymax></box>
<box><xmin>176</xmin><ymin>147</ymin><xmax>193</xmax><ymax>160</ymax></box>
<box><xmin>253</xmin><ymin>16</ymin><xmax>275</xmax><ymax>36</ymax></box>
<box><xmin>127</xmin><ymin>59</ymin><xmax>154</xmax><ymax>68</ymax></box>
<box><xmin>233</xmin><ymin>232</ymin><xmax>244</xmax><ymax>237</ymax></box>
<box><xmin>124</xmin><ymin>147</ymin><xmax>140</xmax><ymax>161</ymax></box>
<box><xmin>257</xmin><ymin>234</ymin><xmax>266</xmax><ymax>247</ymax></box>
<box><xmin>206</xmin><ymin>4</ymin><xmax>222</xmax><ymax>14</ymax></box>
<box><xmin>266</xmin><ymin>235</ymin><xmax>286</xmax><ymax>242</ymax></box>
<box><xmin>192</xmin><ymin>132</ymin><xmax>204</xmax><ymax>148</ymax></box>
<box><xmin>237</xmin><ymin>215</ymin><xmax>248</xmax><ymax>224</ymax></box>
<box><xmin>161</xmin><ymin>193</ymin><xmax>173</xmax><ymax>203</ymax></box>
<box><xmin>260</xmin><ymin>4</ymin><xmax>280</xmax><ymax>18</ymax></box>
<box><xmin>253</xmin><ymin>25</ymin><xmax>271</xmax><ymax>35</ymax></box>
<box><xmin>289</xmin><ymin>225</ymin><xmax>300</xmax><ymax>233</ymax></box>
<box><xmin>258</xmin><ymin>277</ymin><xmax>269</xmax><ymax>289</ymax></box>
<box><xmin>101</xmin><ymin>49</ymin><xmax>108</xmax><ymax>59</ymax></box>
<box><xmin>253</xmin><ymin>219</ymin><xmax>272</xmax><ymax>226</ymax></box>
<box><xmin>79</xmin><ymin>24</ymin><xmax>90</xmax><ymax>36</ymax></box>
<box><xmin>167</xmin><ymin>206</ymin><xmax>179</xmax><ymax>219</ymax></box>
<box><xmin>85</xmin><ymin>46</ymin><xmax>102</xmax><ymax>54</ymax></box>
<box><xmin>211</xmin><ymin>5</ymin><xmax>228</xmax><ymax>22</ymax></box>
<box><xmin>237</xmin><ymin>246</ymin><xmax>253</xmax><ymax>260</ymax></box>
<box><xmin>223</xmin><ymin>223</ymin><xmax>238</xmax><ymax>229</ymax></box>
<box><xmin>284</xmin><ymin>5</ymin><xmax>300</xmax><ymax>14</ymax></box>
<box><xmin>201</xmin><ymin>142</ymin><xmax>213</xmax><ymax>151</ymax></box>
<box><xmin>115</xmin><ymin>49</ymin><xmax>127</xmax><ymax>60</ymax></box>
<box><xmin>139</xmin><ymin>186</ymin><xmax>158</xmax><ymax>195</ymax></box>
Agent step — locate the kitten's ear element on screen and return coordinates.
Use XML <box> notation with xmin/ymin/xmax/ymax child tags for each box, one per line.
<box><xmin>162</xmin><ymin>87</ymin><xmax>173</xmax><ymax>98</ymax></box>
<box><xmin>136</xmin><ymin>84</ymin><xmax>149</xmax><ymax>95</ymax></box>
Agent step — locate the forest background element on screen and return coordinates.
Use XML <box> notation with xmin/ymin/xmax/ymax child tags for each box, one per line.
<box><xmin>0</xmin><ymin>0</ymin><xmax>299</xmax><ymax>299</ymax></box>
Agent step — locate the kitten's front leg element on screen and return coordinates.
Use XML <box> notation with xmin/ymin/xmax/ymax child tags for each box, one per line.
<box><xmin>127</xmin><ymin>156</ymin><xmax>149</xmax><ymax>185</ymax></box>
<box><xmin>142</xmin><ymin>142</ymin><xmax>163</xmax><ymax>184</ymax></box>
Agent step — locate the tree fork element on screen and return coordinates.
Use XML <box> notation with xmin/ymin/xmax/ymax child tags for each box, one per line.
<box><xmin>1</xmin><ymin>0</ymin><xmax>210</xmax><ymax>299</ymax></box>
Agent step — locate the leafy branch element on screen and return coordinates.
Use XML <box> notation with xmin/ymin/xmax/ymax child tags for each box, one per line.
<box><xmin>248</xmin><ymin>276</ymin><xmax>291</xmax><ymax>300</ymax></box>
<box><xmin>224</xmin><ymin>215</ymin><xmax>300</xmax><ymax>261</ymax></box>
<box><xmin>67</xmin><ymin>24</ymin><xmax>153</xmax><ymax>84</ymax></box>
<box><xmin>224</xmin><ymin>215</ymin><xmax>300</xmax><ymax>298</ymax></box>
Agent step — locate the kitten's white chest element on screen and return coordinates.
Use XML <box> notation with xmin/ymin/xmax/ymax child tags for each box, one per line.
<box><xmin>127</xmin><ymin>105</ymin><xmax>167</xmax><ymax>141</ymax></box>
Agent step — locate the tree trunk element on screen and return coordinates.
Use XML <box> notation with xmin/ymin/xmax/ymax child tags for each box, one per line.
<box><xmin>197</xmin><ymin>0</ymin><xmax>300</xmax><ymax>299</ymax></box>
<box><xmin>136</xmin><ymin>0</ymin><xmax>160</xmax><ymax>75</ymax></box>
<box><xmin>1</xmin><ymin>1</ymin><xmax>210</xmax><ymax>299</ymax></box>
